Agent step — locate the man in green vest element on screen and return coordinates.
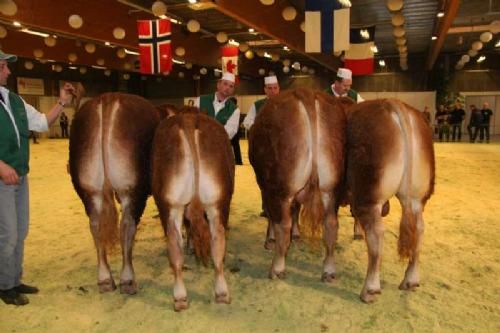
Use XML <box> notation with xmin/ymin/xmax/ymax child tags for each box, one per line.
<box><xmin>325</xmin><ymin>67</ymin><xmax>364</xmax><ymax>103</ymax></box>
<box><xmin>243</xmin><ymin>75</ymin><xmax>280</xmax><ymax>131</ymax></box>
<box><xmin>0</xmin><ymin>50</ymin><xmax>75</xmax><ymax>306</ymax></box>
<box><xmin>194</xmin><ymin>72</ymin><xmax>240</xmax><ymax>140</ymax></box>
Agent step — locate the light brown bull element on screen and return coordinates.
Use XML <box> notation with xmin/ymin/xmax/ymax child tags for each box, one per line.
<box><xmin>69</xmin><ymin>93</ymin><xmax>161</xmax><ymax>294</ymax></box>
<box><xmin>346</xmin><ymin>99</ymin><xmax>435</xmax><ymax>303</ymax></box>
<box><xmin>249</xmin><ymin>88</ymin><xmax>348</xmax><ymax>281</ymax></box>
<box><xmin>151</xmin><ymin>107</ymin><xmax>234</xmax><ymax>311</ymax></box>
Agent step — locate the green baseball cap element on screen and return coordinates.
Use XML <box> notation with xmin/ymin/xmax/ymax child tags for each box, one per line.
<box><xmin>0</xmin><ymin>50</ymin><xmax>17</xmax><ymax>62</ymax></box>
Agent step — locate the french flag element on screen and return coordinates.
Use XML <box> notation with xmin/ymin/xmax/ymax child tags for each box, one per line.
<box><xmin>305</xmin><ymin>0</ymin><xmax>350</xmax><ymax>54</ymax></box>
<box><xmin>344</xmin><ymin>26</ymin><xmax>375</xmax><ymax>76</ymax></box>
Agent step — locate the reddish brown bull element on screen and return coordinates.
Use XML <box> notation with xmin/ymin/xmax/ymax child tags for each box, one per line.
<box><xmin>346</xmin><ymin>99</ymin><xmax>435</xmax><ymax>303</ymax></box>
<box><xmin>249</xmin><ymin>88</ymin><xmax>347</xmax><ymax>281</ymax></box>
<box><xmin>151</xmin><ymin>107</ymin><xmax>234</xmax><ymax>311</ymax></box>
<box><xmin>69</xmin><ymin>93</ymin><xmax>161</xmax><ymax>294</ymax></box>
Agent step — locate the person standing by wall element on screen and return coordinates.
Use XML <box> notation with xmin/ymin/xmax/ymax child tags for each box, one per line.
<box><xmin>479</xmin><ymin>102</ymin><xmax>493</xmax><ymax>143</ymax></box>
<box><xmin>449</xmin><ymin>102</ymin><xmax>466</xmax><ymax>142</ymax></box>
<box><xmin>59</xmin><ymin>111</ymin><xmax>69</xmax><ymax>138</ymax></box>
<box><xmin>0</xmin><ymin>50</ymin><xmax>75</xmax><ymax>306</ymax></box>
<box><xmin>467</xmin><ymin>104</ymin><xmax>482</xmax><ymax>143</ymax></box>
<box><xmin>435</xmin><ymin>104</ymin><xmax>450</xmax><ymax>142</ymax></box>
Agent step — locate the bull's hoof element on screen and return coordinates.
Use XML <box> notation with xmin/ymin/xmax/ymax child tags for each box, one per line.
<box><xmin>321</xmin><ymin>272</ymin><xmax>336</xmax><ymax>283</ymax></box>
<box><xmin>119</xmin><ymin>280</ymin><xmax>137</xmax><ymax>295</ymax></box>
<box><xmin>399</xmin><ymin>280</ymin><xmax>420</xmax><ymax>291</ymax></box>
<box><xmin>264</xmin><ymin>239</ymin><xmax>275</xmax><ymax>251</ymax></box>
<box><xmin>98</xmin><ymin>278</ymin><xmax>117</xmax><ymax>293</ymax></box>
<box><xmin>269</xmin><ymin>270</ymin><xmax>286</xmax><ymax>280</ymax></box>
<box><xmin>215</xmin><ymin>293</ymin><xmax>231</xmax><ymax>304</ymax></box>
<box><xmin>353</xmin><ymin>234</ymin><xmax>364</xmax><ymax>240</ymax></box>
<box><xmin>360</xmin><ymin>288</ymin><xmax>381</xmax><ymax>303</ymax></box>
<box><xmin>174</xmin><ymin>298</ymin><xmax>189</xmax><ymax>312</ymax></box>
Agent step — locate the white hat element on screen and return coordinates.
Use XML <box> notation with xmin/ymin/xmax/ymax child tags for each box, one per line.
<box><xmin>336</xmin><ymin>68</ymin><xmax>352</xmax><ymax>80</ymax></box>
<box><xmin>264</xmin><ymin>75</ymin><xmax>278</xmax><ymax>85</ymax></box>
<box><xmin>221</xmin><ymin>72</ymin><xmax>235</xmax><ymax>83</ymax></box>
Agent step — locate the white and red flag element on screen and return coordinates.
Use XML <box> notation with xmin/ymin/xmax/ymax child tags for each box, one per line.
<box><xmin>137</xmin><ymin>19</ymin><xmax>172</xmax><ymax>74</ymax></box>
<box><xmin>221</xmin><ymin>45</ymin><xmax>238</xmax><ymax>78</ymax></box>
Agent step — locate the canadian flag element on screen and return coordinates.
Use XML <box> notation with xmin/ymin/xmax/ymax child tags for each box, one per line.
<box><xmin>221</xmin><ymin>45</ymin><xmax>238</xmax><ymax>78</ymax></box>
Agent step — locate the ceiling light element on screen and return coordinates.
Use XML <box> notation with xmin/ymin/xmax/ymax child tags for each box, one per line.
<box><xmin>360</xmin><ymin>29</ymin><xmax>370</xmax><ymax>40</ymax></box>
<box><xmin>248</xmin><ymin>28</ymin><xmax>255</xmax><ymax>33</ymax></box>
<box><xmin>173</xmin><ymin>58</ymin><xmax>185</xmax><ymax>64</ymax></box>
<box><xmin>124</xmin><ymin>48</ymin><xmax>139</xmax><ymax>55</ymax></box>
<box><xmin>495</xmin><ymin>40</ymin><xmax>500</xmax><ymax>47</ymax></box>
<box><xmin>13</xmin><ymin>21</ymin><xmax>21</xmax><ymax>27</ymax></box>
<box><xmin>188</xmin><ymin>0</ymin><xmax>197</xmax><ymax>4</ymax></box>
<box><xmin>370</xmin><ymin>45</ymin><xmax>378</xmax><ymax>53</ymax></box>
<box><xmin>283</xmin><ymin>46</ymin><xmax>290</xmax><ymax>51</ymax></box>
<box><xmin>264</xmin><ymin>52</ymin><xmax>272</xmax><ymax>59</ymax></box>
<box><xmin>437</xmin><ymin>12</ymin><xmax>445</xmax><ymax>18</ymax></box>
<box><xmin>20</xmin><ymin>28</ymin><xmax>49</xmax><ymax>38</ymax></box>
<box><xmin>431</xmin><ymin>35</ymin><xmax>437</xmax><ymax>40</ymax></box>
<box><xmin>105</xmin><ymin>41</ymin><xmax>111</xmax><ymax>46</ymax></box>
<box><xmin>477</xmin><ymin>55</ymin><xmax>486</xmax><ymax>63</ymax></box>
<box><xmin>378</xmin><ymin>60</ymin><xmax>386</xmax><ymax>67</ymax></box>
<box><xmin>228</xmin><ymin>39</ymin><xmax>239</xmax><ymax>46</ymax></box>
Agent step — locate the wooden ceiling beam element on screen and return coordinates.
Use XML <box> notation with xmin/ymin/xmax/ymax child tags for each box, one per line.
<box><xmin>426</xmin><ymin>0</ymin><xmax>461</xmax><ymax>71</ymax></box>
<box><xmin>210</xmin><ymin>0</ymin><xmax>341</xmax><ymax>72</ymax></box>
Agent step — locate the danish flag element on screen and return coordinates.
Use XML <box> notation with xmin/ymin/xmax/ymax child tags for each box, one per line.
<box><xmin>137</xmin><ymin>19</ymin><xmax>172</xmax><ymax>74</ymax></box>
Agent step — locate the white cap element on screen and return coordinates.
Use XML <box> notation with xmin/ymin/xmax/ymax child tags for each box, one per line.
<box><xmin>264</xmin><ymin>75</ymin><xmax>278</xmax><ymax>85</ymax></box>
<box><xmin>221</xmin><ymin>72</ymin><xmax>235</xmax><ymax>83</ymax></box>
<box><xmin>336</xmin><ymin>68</ymin><xmax>352</xmax><ymax>80</ymax></box>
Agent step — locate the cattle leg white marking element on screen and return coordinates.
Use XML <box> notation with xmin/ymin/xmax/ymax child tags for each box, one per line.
<box><xmin>270</xmin><ymin>199</ymin><xmax>294</xmax><ymax>279</ymax></box>
<box><xmin>166</xmin><ymin>207</ymin><xmax>188</xmax><ymax>311</ymax></box>
<box><xmin>206</xmin><ymin>206</ymin><xmax>230</xmax><ymax>304</ymax></box>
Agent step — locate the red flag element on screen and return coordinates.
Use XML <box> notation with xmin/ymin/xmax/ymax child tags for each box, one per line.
<box><xmin>221</xmin><ymin>45</ymin><xmax>239</xmax><ymax>78</ymax></box>
<box><xmin>137</xmin><ymin>19</ymin><xmax>172</xmax><ymax>74</ymax></box>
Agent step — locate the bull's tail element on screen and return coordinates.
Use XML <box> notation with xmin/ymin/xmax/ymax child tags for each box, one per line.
<box><xmin>299</xmin><ymin>97</ymin><xmax>325</xmax><ymax>238</ymax></box>
<box><xmin>391</xmin><ymin>101</ymin><xmax>417</xmax><ymax>259</ymax></box>
<box><xmin>184</xmin><ymin>115</ymin><xmax>211</xmax><ymax>265</ymax></box>
<box><xmin>99</xmin><ymin>98</ymin><xmax>119</xmax><ymax>252</ymax></box>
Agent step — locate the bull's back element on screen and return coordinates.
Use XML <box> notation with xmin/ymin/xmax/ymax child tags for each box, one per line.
<box><xmin>69</xmin><ymin>93</ymin><xmax>160</xmax><ymax>194</ymax></box>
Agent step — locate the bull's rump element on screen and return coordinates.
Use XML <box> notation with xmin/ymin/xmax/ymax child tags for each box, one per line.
<box><xmin>346</xmin><ymin>99</ymin><xmax>435</xmax><ymax>205</ymax></box>
<box><xmin>69</xmin><ymin>93</ymin><xmax>159</xmax><ymax>196</ymax></box>
<box><xmin>249</xmin><ymin>89</ymin><xmax>346</xmax><ymax>198</ymax></box>
<box><xmin>151</xmin><ymin>112</ymin><xmax>234</xmax><ymax>207</ymax></box>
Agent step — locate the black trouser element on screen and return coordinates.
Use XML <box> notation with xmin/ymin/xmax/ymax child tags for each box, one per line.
<box><xmin>231</xmin><ymin>133</ymin><xmax>243</xmax><ymax>165</ymax></box>
<box><xmin>468</xmin><ymin>125</ymin><xmax>480</xmax><ymax>142</ymax></box>
<box><xmin>438</xmin><ymin>124</ymin><xmax>450</xmax><ymax>141</ymax></box>
<box><xmin>61</xmin><ymin>125</ymin><xmax>69</xmax><ymax>138</ymax></box>
<box><xmin>451</xmin><ymin>124</ymin><xmax>462</xmax><ymax>141</ymax></box>
<box><xmin>479</xmin><ymin>125</ymin><xmax>490</xmax><ymax>142</ymax></box>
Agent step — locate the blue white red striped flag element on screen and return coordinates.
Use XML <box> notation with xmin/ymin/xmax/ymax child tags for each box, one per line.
<box><xmin>305</xmin><ymin>0</ymin><xmax>350</xmax><ymax>54</ymax></box>
<box><xmin>344</xmin><ymin>26</ymin><xmax>375</xmax><ymax>76</ymax></box>
<box><xmin>137</xmin><ymin>19</ymin><xmax>172</xmax><ymax>74</ymax></box>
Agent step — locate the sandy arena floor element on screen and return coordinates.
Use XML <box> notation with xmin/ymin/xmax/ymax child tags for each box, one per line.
<box><xmin>1</xmin><ymin>139</ymin><xmax>499</xmax><ymax>333</ymax></box>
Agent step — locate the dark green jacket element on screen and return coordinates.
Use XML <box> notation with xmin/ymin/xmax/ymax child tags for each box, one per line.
<box><xmin>325</xmin><ymin>86</ymin><xmax>359</xmax><ymax>102</ymax></box>
<box><xmin>254</xmin><ymin>98</ymin><xmax>268</xmax><ymax>114</ymax></box>
<box><xmin>0</xmin><ymin>92</ymin><xmax>30</xmax><ymax>176</ymax></box>
<box><xmin>199</xmin><ymin>94</ymin><xmax>237</xmax><ymax>126</ymax></box>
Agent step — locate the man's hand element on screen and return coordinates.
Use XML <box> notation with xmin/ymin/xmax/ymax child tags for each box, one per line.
<box><xmin>0</xmin><ymin>161</ymin><xmax>19</xmax><ymax>185</ymax></box>
<box><xmin>59</xmin><ymin>82</ymin><xmax>76</xmax><ymax>105</ymax></box>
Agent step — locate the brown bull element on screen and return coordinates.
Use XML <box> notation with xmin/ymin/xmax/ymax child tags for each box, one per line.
<box><xmin>69</xmin><ymin>93</ymin><xmax>161</xmax><ymax>294</ymax></box>
<box><xmin>346</xmin><ymin>99</ymin><xmax>435</xmax><ymax>303</ymax></box>
<box><xmin>249</xmin><ymin>88</ymin><xmax>348</xmax><ymax>281</ymax></box>
<box><xmin>151</xmin><ymin>107</ymin><xmax>234</xmax><ymax>311</ymax></box>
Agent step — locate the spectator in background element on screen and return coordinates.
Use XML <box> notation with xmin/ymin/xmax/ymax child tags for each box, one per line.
<box><xmin>479</xmin><ymin>102</ymin><xmax>493</xmax><ymax>143</ymax></box>
<box><xmin>59</xmin><ymin>111</ymin><xmax>69</xmax><ymax>138</ymax></box>
<box><xmin>449</xmin><ymin>102</ymin><xmax>466</xmax><ymax>141</ymax></box>
<box><xmin>467</xmin><ymin>104</ymin><xmax>482</xmax><ymax>143</ymax></box>
<box><xmin>435</xmin><ymin>104</ymin><xmax>450</xmax><ymax>142</ymax></box>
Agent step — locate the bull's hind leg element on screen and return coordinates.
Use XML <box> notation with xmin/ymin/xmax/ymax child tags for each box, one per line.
<box><xmin>163</xmin><ymin>206</ymin><xmax>188</xmax><ymax>311</ymax></box>
<box><xmin>87</xmin><ymin>195</ymin><xmax>116</xmax><ymax>293</ymax></box>
<box><xmin>117</xmin><ymin>190</ymin><xmax>147</xmax><ymax>295</ymax></box>
<box><xmin>269</xmin><ymin>198</ymin><xmax>294</xmax><ymax>280</ymax></box>
<box><xmin>322</xmin><ymin>195</ymin><xmax>339</xmax><ymax>283</ymax></box>
<box><xmin>355</xmin><ymin>204</ymin><xmax>384</xmax><ymax>303</ymax></box>
<box><xmin>399</xmin><ymin>200</ymin><xmax>424</xmax><ymax>291</ymax></box>
<box><xmin>206</xmin><ymin>205</ymin><xmax>230</xmax><ymax>305</ymax></box>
